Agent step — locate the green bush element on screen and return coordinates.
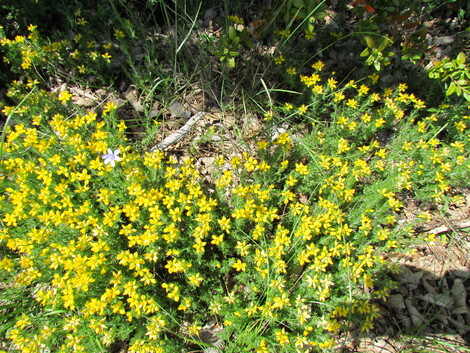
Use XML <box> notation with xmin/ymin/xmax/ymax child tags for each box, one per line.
<box><xmin>0</xmin><ymin>1</ymin><xmax>468</xmax><ymax>352</ymax></box>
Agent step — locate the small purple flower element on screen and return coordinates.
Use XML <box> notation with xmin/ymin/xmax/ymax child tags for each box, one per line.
<box><xmin>102</xmin><ymin>148</ymin><xmax>121</xmax><ymax>167</ymax></box>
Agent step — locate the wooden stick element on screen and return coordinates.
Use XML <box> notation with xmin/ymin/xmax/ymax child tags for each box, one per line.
<box><xmin>427</xmin><ymin>221</ymin><xmax>470</xmax><ymax>235</ymax></box>
<box><xmin>150</xmin><ymin>112</ymin><xmax>205</xmax><ymax>151</ymax></box>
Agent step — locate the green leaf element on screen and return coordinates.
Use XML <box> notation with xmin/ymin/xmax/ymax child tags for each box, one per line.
<box><xmin>463</xmin><ymin>91</ymin><xmax>470</xmax><ymax>102</ymax></box>
<box><xmin>378</xmin><ymin>37</ymin><xmax>393</xmax><ymax>52</ymax></box>
<box><xmin>314</xmin><ymin>11</ymin><xmax>328</xmax><ymax>20</ymax></box>
<box><xmin>457</xmin><ymin>52</ymin><xmax>466</xmax><ymax>65</ymax></box>
<box><xmin>228</xmin><ymin>26</ymin><xmax>237</xmax><ymax>41</ymax></box>
<box><xmin>364</xmin><ymin>35</ymin><xmax>375</xmax><ymax>49</ymax></box>
<box><xmin>220</xmin><ymin>37</ymin><xmax>229</xmax><ymax>47</ymax></box>
<box><xmin>244</xmin><ymin>38</ymin><xmax>254</xmax><ymax>49</ymax></box>
<box><xmin>446</xmin><ymin>82</ymin><xmax>456</xmax><ymax>96</ymax></box>
<box><xmin>228</xmin><ymin>57</ymin><xmax>235</xmax><ymax>68</ymax></box>
<box><xmin>441</xmin><ymin>233</ymin><xmax>447</xmax><ymax>245</ymax></box>
<box><xmin>298</xmin><ymin>9</ymin><xmax>308</xmax><ymax>18</ymax></box>
<box><xmin>360</xmin><ymin>48</ymin><xmax>370</xmax><ymax>57</ymax></box>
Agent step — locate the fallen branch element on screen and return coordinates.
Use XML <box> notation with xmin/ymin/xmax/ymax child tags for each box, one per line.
<box><xmin>427</xmin><ymin>221</ymin><xmax>470</xmax><ymax>235</ymax></box>
<box><xmin>150</xmin><ymin>112</ymin><xmax>205</xmax><ymax>151</ymax></box>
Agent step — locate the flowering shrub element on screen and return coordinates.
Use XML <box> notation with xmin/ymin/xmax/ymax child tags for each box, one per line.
<box><xmin>0</xmin><ymin>3</ymin><xmax>469</xmax><ymax>353</ymax></box>
<box><xmin>1</xmin><ymin>66</ymin><xmax>468</xmax><ymax>352</ymax></box>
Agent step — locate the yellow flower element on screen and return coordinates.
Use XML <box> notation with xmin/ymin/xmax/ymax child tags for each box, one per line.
<box><xmin>271</xmin><ymin>293</ymin><xmax>290</xmax><ymax>309</ymax></box>
<box><xmin>375</xmin><ymin>117</ymin><xmax>386</xmax><ymax>127</ymax></box>
<box><xmin>114</xmin><ymin>29</ymin><xmax>125</xmax><ymax>39</ymax></box>
<box><xmin>286</xmin><ymin>66</ymin><xmax>297</xmax><ymax>75</ymax></box>
<box><xmin>146</xmin><ymin>316</ymin><xmax>166</xmax><ymax>340</ymax></box>
<box><xmin>338</xmin><ymin>138</ymin><xmax>350</xmax><ymax>154</ymax></box>
<box><xmin>263</xmin><ymin>110</ymin><xmax>273</xmax><ymax>121</ymax></box>
<box><xmin>383</xmin><ymin>88</ymin><xmax>393</xmax><ymax>97</ymax></box>
<box><xmin>346</xmin><ymin>79</ymin><xmax>357</xmax><ymax>89</ymax></box>
<box><xmin>58</xmin><ymin>90</ymin><xmax>73</xmax><ymax>103</ymax></box>
<box><xmin>375</xmin><ymin>148</ymin><xmax>387</xmax><ymax>159</ymax></box>
<box><xmin>235</xmin><ymin>241</ymin><xmax>251</xmax><ymax>257</ymax></box>
<box><xmin>103</xmin><ymin>101</ymin><xmax>118</xmax><ymax>115</ymax></box>
<box><xmin>357</xmin><ymin>84</ymin><xmax>370</xmax><ymax>96</ymax></box>
<box><xmin>217</xmin><ymin>216</ymin><xmax>231</xmax><ymax>233</ymax></box>
<box><xmin>311</xmin><ymin>60</ymin><xmax>324</xmax><ymax>70</ymax></box>
<box><xmin>312</xmin><ymin>84</ymin><xmax>324</xmax><ymax>94</ymax></box>
<box><xmin>274</xmin><ymin>55</ymin><xmax>285</xmax><ymax>65</ymax></box>
<box><xmin>297</xmin><ymin>104</ymin><xmax>308</xmax><ymax>115</ymax></box>
<box><xmin>162</xmin><ymin>283</ymin><xmax>180</xmax><ymax>302</ymax></box>
<box><xmin>228</xmin><ymin>15</ymin><xmax>244</xmax><ymax>24</ymax></box>
<box><xmin>256</xmin><ymin>339</ymin><xmax>269</xmax><ymax>353</ymax></box>
<box><xmin>295</xmin><ymin>162</ymin><xmax>309</xmax><ymax>175</ymax></box>
<box><xmin>346</xmin><ymin>98</ymin><xmax>358</xmax><ymax>109</ymax></box>
<box><xmin>368</xmin><ymin>73</ymin><xmax>380</xmax><ymax>84</ymax></box>
<box><xmin>70</xmin><ymin>49</ymin><xmax>80</xmax><ymax>59</ymax></box>
<box><xmin>361</xmin><ymin>318</ymin><xmax>374</xmax><ymax>332</ymax></box>
<box><xmin>102</xmin><ymin>52</ymin><xmax>112</xmax><ymax>63</ymax></box>
<box><xmin>300</xmin><ymin>73</ymin><xmax>321</xmax><ymax>87</ymax></box>
<box><xmin>98</xmin><ymin>188</ymin><xmax>115</xmax><ymax>205</ymax></box>
<box><xmin>188</xmin><ymin>273</ymin><xmax>204</xmax><ymax>286</ymax></box>
<box><xmin>304</xmin><ymin>29</ymin><xmax>316</xmax><ymax>39</ymax></box>
<box><xmin>275</xmin><ymin>132</ymin><xmax>291</xmax><ymax>147</ymax></box>
<box><xmin>286</xmin><ymin>175</ymin><xmax>298</xmax><ymax>186</ymax></box>
<box><xmin>77</xmin><ymin>17</ymin><xmax>88</xmax><ymax>25</ymax></box>
<box><xmin>333</xmin><ymin>91</ymin><xmax>345</xmax><ymax>102</ymax></box>
<box><xmin>193</xmin><ymin>239</ymin><xmax>207</xmax><ymax>254</ymax></box>
<box><xmin>281</xmin><ymin>189</ymin><xmax>296</xmax><ymax>204</ymax></box>
<box><xmin>397</xmin><ymin>83</ymin><xmax>408</xmax><ymax>92</ymax></box>
<box><xmin>455</xmin><ymin>121</ymin><xmax>466</xmax><ymax>132</ymax></box>
<box><xmin>275</xmin><ymin>328</ymin><xmax>289</xmax><ymax>347</ymax></box>
<box><xmin>232</xmin><ymin>259</ymin><xmax>246</xmax><ymax>271</ymax></box>
<box><xmin>370</xmin><ymin>92</ymin><xmax>381</xmax><ymax>102</ymax></box>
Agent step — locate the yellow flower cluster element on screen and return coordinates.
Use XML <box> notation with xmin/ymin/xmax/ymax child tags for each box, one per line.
<box><xmin>1</xmin><ymin>26</ymin><xmax>468</xmax><ymax>349</ymax></box>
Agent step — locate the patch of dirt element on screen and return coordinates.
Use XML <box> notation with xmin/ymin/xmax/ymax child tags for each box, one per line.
<box><xmin>343</xmin><ymin>190</ymin><xmax>470</xmax><ymax>352</ymax></box>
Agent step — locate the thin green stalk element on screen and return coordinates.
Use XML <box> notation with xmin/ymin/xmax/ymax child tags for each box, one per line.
<box><xmin>0</xmin><ymin>86</ymin><xmax>36</xmax><ymax>160</ymax></box>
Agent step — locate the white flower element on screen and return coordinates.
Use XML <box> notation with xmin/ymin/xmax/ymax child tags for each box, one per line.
<box><xmin>102</xmin><ymin>148</ymin><xmax>121</xmax><ymax>167</ymax></box>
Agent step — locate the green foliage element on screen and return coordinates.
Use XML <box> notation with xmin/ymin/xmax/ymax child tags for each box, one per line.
<box><xmin>278</xmin><ymin>0</ymin><xmax>328</xmax><ymax>32</ymax></box>
<box><xmin>360</xmin><ymin>34</ymin><xmax>394</xmax><ymax>71</ymax></box>
<box><xmin>427</xmin><ymin>52</ymin><xmax>470</xmax><ymax>102</ymax></box>
<box><xmin>0</xmin><ymin>1</ymin><xmax>469</xmax><ymax>352</ymax></box>
<box><xmin>349</xmin><ymin>0</ymin><xmax>467</xmax><ymax>80</ymax></box>
<box><xmin>213</xmin><ymin>16</ymin><xmax>253</xmax><ymax>68</ymax></box>
<box><xmin>1</xmin><ymin>65</ymin><xmax>468</xmax><ymax>352</ymax></box>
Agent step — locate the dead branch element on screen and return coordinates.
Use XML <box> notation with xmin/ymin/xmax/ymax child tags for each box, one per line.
<box><xmin>150</xmin><ymin>111</ymin><xmax>205</xmax><ymax>151</ymax></box>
